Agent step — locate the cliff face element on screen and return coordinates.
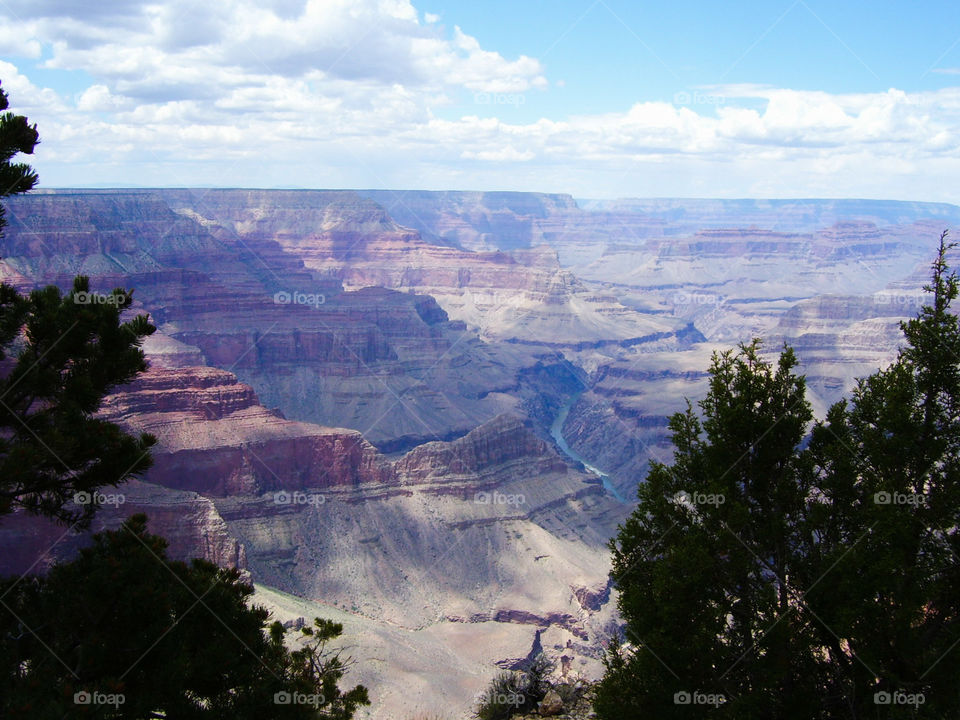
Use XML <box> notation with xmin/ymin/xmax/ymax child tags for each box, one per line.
<box><xmin>158</xmin><ymin>189</ymin><xmax>693</xmax><ymax>349</ymax></box>
<box><xmin>394</xmin><ymin>414</ymin><xmax>566</xmax><ymax>483</ymax></box>
<box><xmin>97</xmin><ymin>360</ymin><xmax>396</xmax><ymax>496</ymax></box>
<box><xmin>0</xmin><ymin>192</ymin><xmax>538</xmax><ymax>451</ymax></box>
<box><xmin>3</xmin><ymin>189</ymin><xmax>959</xmax><ymax>719</ymax></box>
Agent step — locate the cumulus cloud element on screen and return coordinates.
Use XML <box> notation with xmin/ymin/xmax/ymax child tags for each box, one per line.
<box><xmin>1</xmin><ymin>1</ymin><xmax>959</xmax><ymax>200</ymax></box>
<box><xmin>10</xmin><ymin>0</ymin><xmax>546</xmax><ymax>97</ymax></box>
<box><xmin>76</xmin><ymin>84</ymin><xmax>132</xmax><ymax>112</ymax></box>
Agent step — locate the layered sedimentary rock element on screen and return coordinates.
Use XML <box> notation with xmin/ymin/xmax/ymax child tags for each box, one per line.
<box><xmin>0</xmin><ymin>192</ymin><xmax>538</xmax><ymax>450</ymax></box>
<box><xmin>157</xmin><ymin>189</ymin><xmax>693</xmax><ymax>349</ymax></box>
<box><xmin>3</xmin><ymin>189</ymin><xmax>960</xmax><ymax>718</ymax></box>
<box><xmin>0</xmin><ymin>340</ymin><xmax>625</xmax><ymax>720</ymax></box>
<box><xmin>97</xmin><ymin>359</ymin><xmax>396</xmax><ymax>496</ymax></box>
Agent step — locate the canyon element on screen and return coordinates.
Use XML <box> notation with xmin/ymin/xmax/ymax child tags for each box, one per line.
<box><xmin>0</xmin><ymin>188</ymin><xmax>957</xmax><ymax>718</ymax></box>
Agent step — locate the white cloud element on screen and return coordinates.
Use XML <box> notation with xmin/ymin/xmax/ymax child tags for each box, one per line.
<box><xmin>1</xmin><ymin>3</ymin><xmax>959</xmax><ymax>201</ymax></box>
<box><xmin>0</xmin><ymin>23</ymin><xmax>43</xmax><ymax>59</ymax></box>
<box><xmin>17</xmin><ymin>0</ymin><xmax>546</xmax><ymax>98</ymax></box>
<box><xmin>76</xmin><ymin>84</ymin><xmax>132</xmax><ymax>112</ymax></box>
<box><xmin>461</xmin><ymin>146</ymin><xmax>535</xmax><ymax>162</ymax></box>
<box><xmin>0</xmin><ymin>61</ymin><xmax>67</xmax><ymax>115</ymax></box>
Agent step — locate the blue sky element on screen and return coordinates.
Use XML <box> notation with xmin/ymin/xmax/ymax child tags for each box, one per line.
<box><xmin>3</xmin><ymin>0</ymin><xmax>960</xmax><ymax>200</ymax></box>
<box><xmin>423</xmin><ymin>0</ymin><xmax>960</xmax><ymax>116</ymax></box>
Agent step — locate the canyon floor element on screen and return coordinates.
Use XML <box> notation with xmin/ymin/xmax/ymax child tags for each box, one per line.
<box><xmin>1</xmin><ymin>189</ymin><xmax>957</xmax><ymax>718</ymax></box>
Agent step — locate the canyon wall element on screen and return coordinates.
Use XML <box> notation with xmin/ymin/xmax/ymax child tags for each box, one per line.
<box><xmin>2</xmin><ymin>189</ymin><xmax>958</xmax><ymax>717</ymax></box>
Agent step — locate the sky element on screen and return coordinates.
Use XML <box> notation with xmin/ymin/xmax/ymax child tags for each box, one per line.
<box><xmin>3</xmin><ymin>0</ymin><xmax>960</xmax><ymax>201</ymax></box>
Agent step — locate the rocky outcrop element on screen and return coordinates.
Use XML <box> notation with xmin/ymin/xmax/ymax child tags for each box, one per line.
<box><xmin>97</xmin><ymin>358</ymin><xmax>397</xmax><ymax>496</ymax></box>
<box><xmin>572</xmin><ymin>580</ymin><xmax>613</xmax><ymax>613</ymax></box>
<box><xmin>395</xmin><ymin>414</ymin><xmax>566</xmax><ymax>483</ymax></box>
<box><xmin>0</xmin><ymin>480</ymin><xmax>245</xmax><ymax>576</ymax></box>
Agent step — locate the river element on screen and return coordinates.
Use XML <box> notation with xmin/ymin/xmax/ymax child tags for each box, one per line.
<box><xmin>549</xmin><ymin>391</ymin><xmax>628</xmax><ymax>503</ymax></box>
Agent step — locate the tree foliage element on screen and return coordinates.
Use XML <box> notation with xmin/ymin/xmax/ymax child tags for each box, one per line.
<box><xmin>596</xmin><ymin>235</ymin><xmax>960</xmax><ymax>719</ymax></box>
<box><xmin>0</xmin><ymin>514</ymin><xmax>370</xmax><ymax>719</ymax></box>
<box><xmin>805</xmin><ymin>231</ymin><xmax>960</xmax><ymax>717</ymax></box>
<box><xmin>0</xmin><ymin>82</ymin><xmax>157</xmax><ymax>526</ymax></box>
<box><xmin>474</xmin><ymin>654</ymin><xmax>555</xmax><ymax>720</ymax></box>
<box><xmin>0</xmin><ymin>272</ymin><xmax>158</xmax><ymax>526</ymax></box>
<box><xmin>0</xmin><ymin>79</ymin><xmax>39</xmax><ymax>233</ymax></box>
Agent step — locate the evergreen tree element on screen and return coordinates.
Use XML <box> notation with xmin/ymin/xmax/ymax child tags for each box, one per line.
<box><xmin>0</xmin><ymin>276</ymin><xmax>158</xmax><ymax>525</ymax></box>
<box><xmin>0</xmin><ymin>514</ymin><xmax>370</xmax><ymax>719</ymax></box>
<box><xmin>595</xmin><ymin>341</ymin><xmax>823</xmax><ymax>718</ymax></box>
<box><xmin>806</xmin><ymin>232</ymin><xmax>960</xmax><ymax>717</ymax></box>
<box><xmin>0</xmin><ymin>82</ymin><xmax>156</xmax><ymax>526</ymax></box>
<box><xmin>597</xmin><ymin>236</ymin><xmax>960</xmax><ymax>719</ymax></box>
<box><xmin>0</xmin><ymin>79</ymin><xmax>39</xmax><ymax>233</ymax></box>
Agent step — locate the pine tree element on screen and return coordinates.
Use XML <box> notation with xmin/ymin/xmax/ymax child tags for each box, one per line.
<box><xmin>0</xmin><ymin>79</ymin><xmax>39</xmax><ymax>232</ymax></box>
<box><xmin>0</xmin><ymin>514</ymin><xmax>370</xmax><ymax>719</ymax></box>
<box><xmin>0</xmin><ymin>82</ymin><xmax>157</xmax><ymax>526</ymax></box>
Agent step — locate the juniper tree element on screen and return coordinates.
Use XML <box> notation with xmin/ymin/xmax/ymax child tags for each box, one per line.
<box><xmin>595</xmin><ymin>341</ymin><xmax>824</xmax><ymax>719</ymax></box>
<box><xmin>597</xmin><ymin>237</ymin><xmax>960</xmax><ymax>719</ymax></box>
<box><xmin>806</xmin><ymin>232</ymin><xmax>960</xmax><ymax>718</ymax></box>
